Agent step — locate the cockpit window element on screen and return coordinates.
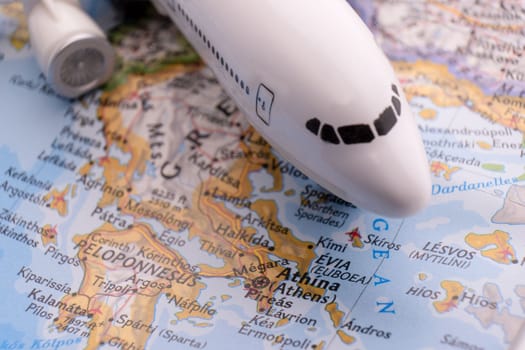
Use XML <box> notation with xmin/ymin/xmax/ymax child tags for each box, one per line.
<box><xmin>305</xmin><ymin>84</ymin><xmax>402</xmax><ymax>145</ymax></box>
<box><xmin>320</xmin><ymin>124</ymin><xmax>340</xmax><ymax>144</ymax></box>
<box><xmin>306</xmin><ymin>118</ymin><xmax>321</xmax><ymax>135</ymax></box>
<box><xmin>338</xmin><ymin>124</ymin><xmax>375</xmax><ymax>144</ymax></box>
<box><xmin>391</xmin><ymin>84</ymin><xmax>399</xmax><ymax>95</ymax></box>
<box><xmin>391</xmin><ymin>85</ymin><xmax>401</xmax><ymax>115</ymax></box>
<box><xmin>374</xmin><ymin>106</ymin><xmax>397</xmax><ymax>136</ymax></box>
<box><xmin>391</xmin><ymin>96</ymin><xmax>401</xmax><ymax>115</ymax></box>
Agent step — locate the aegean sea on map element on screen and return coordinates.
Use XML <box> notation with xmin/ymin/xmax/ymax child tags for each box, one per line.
<box><xmin>0</xmin><ymin>1</ymin><xmax>524</xmax><ymax>349</ymax></box>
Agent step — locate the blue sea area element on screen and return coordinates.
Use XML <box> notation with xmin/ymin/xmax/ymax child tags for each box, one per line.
<box><xmin>0</xmin><ymin>146</ymin><xmax>85</xmax><ymax>347</ymax></box>
<box><xmin>0</xmin><ymin>56</ymin><xmax>78</xmax><ymax>344</ymax></box>
<box><xmin>355</xmin><ymin>201</ymin><xmax>508</xmax><ymax>349</ymax></box>
<box><xmin>0</xmin><ymin>150</ymin><xmax>41</xmax><ymax>343</ymax></box>
<box><xmin>0</xmin><ymin>58</ymin><xmax>71</xmax><ymax>170</ymax></box>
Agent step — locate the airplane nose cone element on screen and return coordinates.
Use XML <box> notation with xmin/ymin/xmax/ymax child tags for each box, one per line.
<box><xmin>363</xmin><ymin>155</ymin><xmax>431</xmax><ymax>217</ymax></box>
<box><xmin>320</xmin><ymin>86</ymin><xmax>432</xmax><ymax>218</ymax></box>
<box><xmin>326</xmin><ymin>143</ymin><xmax>431</xmax><ymax>218</ymax></box>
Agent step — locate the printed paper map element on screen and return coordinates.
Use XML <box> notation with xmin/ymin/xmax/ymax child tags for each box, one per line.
<box><xmin>1</xmin><ymin>1</ymin><xmax>524</xmax><ymax>349</ymax></box>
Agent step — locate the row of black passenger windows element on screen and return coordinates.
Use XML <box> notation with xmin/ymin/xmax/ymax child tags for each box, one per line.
<box><xmin>176</xmin><ymin>3</ymin><xmax>250</xmax><ymax>96</ymax></box>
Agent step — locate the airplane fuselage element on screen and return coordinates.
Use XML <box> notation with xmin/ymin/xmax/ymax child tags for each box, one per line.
<box><xmin>156</xmin><ymin>0</ymin><xmax>431</xmax><ymax>217</ymax></box>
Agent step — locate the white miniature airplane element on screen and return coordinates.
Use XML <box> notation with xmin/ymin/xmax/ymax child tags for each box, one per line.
<box><xmin>16</xmin><ymin>0</ymin><xmax>431</xmax><ymax>217</ymax></box>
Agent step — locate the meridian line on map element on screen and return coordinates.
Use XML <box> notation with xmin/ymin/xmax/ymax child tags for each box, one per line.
<box><xmin>444</xmin><ymin>103</ymin><xmax>463</xmax><ymax>131</ymax></box>
<box><xmin>322</xmin><ymin>219</ymin><xmax>406</xmax><ymax>348</ymax></box>
<box><xmin>350</xmin><ymin>219</ymin><xmax>405</xmax><ymax>313</ymax></box>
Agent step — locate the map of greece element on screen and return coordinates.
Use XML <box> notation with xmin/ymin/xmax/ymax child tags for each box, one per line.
<box><xmin>0</xmin><ymin>1</ymin><xmax>524</xmax><ymax>349</ymax></box>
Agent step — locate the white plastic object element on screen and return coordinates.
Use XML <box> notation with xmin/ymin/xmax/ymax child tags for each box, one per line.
<box><xmin>155</xmin><ymin>0</ymin><xmax>431</xmax><ymax>217</ymax></box>
<box><xmin>510</xmin><ymin>322</ymin><xmax>525</xmax><ymax>350</ymax></box>
<box><xmin>23</xmin><ymin>0</ymin><xmax>115</xmax><ymax>97</ymax></box>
